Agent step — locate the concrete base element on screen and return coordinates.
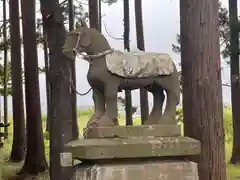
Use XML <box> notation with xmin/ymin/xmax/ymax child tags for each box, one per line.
<box><xmin>66</xmin><ymin>136</ymin><xmax>200</xmax><ymax>160</ymax></box>
<box><xmin>72</xmin><ymin>160</ymin><xmax>199</xmax><ymax>180</ymax></box>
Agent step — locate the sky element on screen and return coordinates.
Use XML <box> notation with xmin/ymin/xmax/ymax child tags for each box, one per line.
<box><xmin>0</xmin><ymin>0</ymin><xmax>238</xmax><ymax>115</ymax></box>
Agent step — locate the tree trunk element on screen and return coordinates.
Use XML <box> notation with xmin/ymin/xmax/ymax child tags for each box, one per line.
<box><xmin>88</xmin><ymin>0</ymin><xmax>103</xmax><ymax>123</ymax></box>
<box><xmin>3</xmin><ymin>0</ymin><xmax>8</xmax><ymax>139</ymax></box>
<box><xmin>8</xmin><ymin>0</ymin><xmax>26</xmax><ymax>162</ymax></box>
<box><xmin>123</xmin><ymin>0</ymin><xmax>133</xmax><ymax>125</ymax></box>
<box><xmin>180</xmin><ymin>0</ymin><xmax>227</xmax><ymax>180</ymax></box>
<box><xmin>134</xmin><ymin>0</ymin><xmax>149</xmax><ymax>124</ymax></box>
<box><xmin>20</xmin><ymin>0</ymin><xmax>48</xmax><ymax>173</ymax></box>
<box><xmin>89</xmin><ymin>0</ymin><xmax>100</xmax><ymax>30</ymax></box>
<box><xmin>229</xmin><ymin>0</ymin><xmax>240</xmax><ymax>164</ymax></box>
<box><xmin>68</xmin><ymin>0</ymin><xmax>79</xmax><ymax>139</ymax></box>
<box><xmin>43</xmin><ymin>23</ymin><xmax>51</xmax><ymax>133</ymax></box>
<box><xmin>98</xmin><ymin>0</ymin><xmax>102</xmax><ymax>31</ymax></box>
<box><xmin>40</xmin><ymin>0</ymin><xmax>75</xmax><ymax>179</ymax></box>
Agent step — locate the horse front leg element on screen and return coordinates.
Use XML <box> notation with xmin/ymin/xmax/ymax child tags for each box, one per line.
<box><xmin>84</xmin><ymin>88</ymin><xmax>105</xmax><ymax>137</ymax></box>
<box><xmin>97</xmin><ymin>84</ymin><xmax>119</xmax><ymax>126</ymax></box>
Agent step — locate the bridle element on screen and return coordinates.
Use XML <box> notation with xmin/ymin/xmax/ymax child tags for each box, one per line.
<box><xmin>67</xmin><ymin>31</ymin><xmax>114</xmax><ymax>96</ymax></box>
<box><xmin>72</xmin><ymin>31</ymin><xmax>114</xmax><ymax>64</ymax></box>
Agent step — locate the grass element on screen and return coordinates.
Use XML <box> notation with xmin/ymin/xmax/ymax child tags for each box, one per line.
<box><xmin>0</xmin><ymin>109</ymin><xmax>240</xmax><ymax>179</ymax></box>
<box><xmin>226</xmin><ymin>144</ymin><xmax>240</xmax><ymax>179</ymax></box>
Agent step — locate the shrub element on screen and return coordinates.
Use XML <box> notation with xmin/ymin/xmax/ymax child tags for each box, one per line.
<box><xmin>77</xmin><ymin>108</ymin><xmax>94</xmax><ymax>117</ymax></box>
<box><xmin>176</xmin><ymin>107</ymin><xmax>184</xmax><ymax>124</ymax></box>
<box><xmin>223</xmin><ymin>106</ymin><xmax>233</xmax><ymax>143</ymax></box>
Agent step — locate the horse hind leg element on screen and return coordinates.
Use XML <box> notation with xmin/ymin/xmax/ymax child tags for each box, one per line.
<box><xmin>143</xmin><ymin>88</ymin><xmax>165</xmax><ymax>125</ymax></box>
<box><xmin>159</xmin><ymin>89</ymin><xmax>179</xmax><ymax>124</ymax></box>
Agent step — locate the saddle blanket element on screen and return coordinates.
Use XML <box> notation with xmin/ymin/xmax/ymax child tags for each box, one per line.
<box><xmin>105</xmin><ymin>50</ymin><xmax>174</xmax><ymax>78</ymax></box>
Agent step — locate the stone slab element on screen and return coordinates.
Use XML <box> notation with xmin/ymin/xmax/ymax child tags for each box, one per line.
<box><xmin>66</xmin><ymin>136</ymin><xmax>201</xmax><ymax>160</ymax></box>
<box><xmin>71</xmin><ymin>160</ymin><xmax>199</xmax><ymax>180</ymax></box>
<box><xmin>84</xmin><ymin>125</ymin><xmax>181</xmax><ymax>138</ymax></box>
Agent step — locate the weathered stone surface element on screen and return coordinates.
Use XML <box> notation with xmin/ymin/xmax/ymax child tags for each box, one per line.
<box><xmin>83</xmin><ymin>125</ymin><xmax>181</xmax><ymax>139</ymax></box>
<box><xmin>71</xmin><ymin>160</ymin><xmax>199</xmax><ymax>180</ymax></box>
<box><xmin>66</xmin><ymin>136</ymin><xmax>200</xmax><ymax>160</ymax></box>
<box><xmin>105</xmin><ymin>50</ymin><xmax>174</xmax><ymax>78</ymax></box>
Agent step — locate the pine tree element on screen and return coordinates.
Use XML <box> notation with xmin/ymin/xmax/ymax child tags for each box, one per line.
<box><xmin>229</xmin><ymin>0</ymin><xmax>240</xmax><ymax>165</ymax></box>
<box><xmin>134</xmin><ymin>0</ymin><xmax>149</xmax><ymax>124</ymax></box>
<box><xmin>20</xmin><ymin>0</ymin><xmax>48</xmax><ymax>173</ymax></box>
<box><xmin>40</xmin><ymin>0</ymin><xmax>76</xmax><ymax>178</ymax></box>
<box><xmin>123</xmin><ymin>0</ymin><xmax>133</xmax><ymax>125</ymax></box>
<box><xmin>180</xmin><ymin>0</ymin><xmax>227</xmax><ymax>179</ymax></box>
<box><xmin>8</xmin><ymin>0</ymin><xmax>26</xmax><ymax>162</ymax></box>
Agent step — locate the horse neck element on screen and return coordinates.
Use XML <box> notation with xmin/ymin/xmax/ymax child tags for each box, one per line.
<box><xmin>88</xmin><ymin>30</ymin><xmax>112</xmax><ymax>54</ymax></box>
<box><xmin>91</xmin><ymin>45</ymin><xmax>111</xmax><ymax>55</ymax></box>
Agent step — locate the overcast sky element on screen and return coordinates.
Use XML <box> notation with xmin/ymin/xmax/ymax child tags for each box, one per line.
<box><xmin>0</xmin><ymin>0</ymin><xmax>238</xmax><ymax>114</ymax></box>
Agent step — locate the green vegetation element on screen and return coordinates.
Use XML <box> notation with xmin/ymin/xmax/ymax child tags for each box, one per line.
<box><xmin>0</xmin><ymin>108</ymin><xmax>239</xmax><ymax>179</ymax></box>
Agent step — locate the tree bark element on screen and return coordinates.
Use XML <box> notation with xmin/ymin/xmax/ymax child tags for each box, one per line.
<box><xmin>228</xmin><ymin>0</ymin><xmax>240</xmax><ymax>164</ymax></box>
<box><xmin>3</xmin><ymin>0</ymin><xmax>8</xmax><ymax>139</ymax></box>
<box><xmin>8</xmin><ymin>0</ymin><xmax>26</xmax><ymax>162</ymax></box>
<box><xmin>20</xmin><ymin>0</ymin><xmax>48</xmax><ymax>173</ymax></box>
<box><xmin>134</xmin><ymin>0</ymin><xmax>149</xmax><ymax>124</ymax></box>
<box><xmin>98</xmin><ymin>0</ymin><xmax>102</xmax><ymax>31</ymax></box>
<box><xmin>89</xmin><ymin>0</ymin><xmax>100</xmax><ymax>30</ymax></box>
<box><xmin>43</xmin><ymin>23</ymin><xmax>51</xmax><ymax>133</ymax></box>
<box><xmin>123</xmin><ymin>0</ymin><xmax>133</xmax><ymax>125</ymax></box>
<box><xmin>88</xmin><ymin>0</ymin><xmax>102</xmax><ymax>117</ymax></box>
<box><xmin>40</xmin><ymin>0</ymin><xmax>76</xmax><ymax>179</ymax></box>
<box><xmin>68</xmin><ymin>0</ymin><xmax>79</xmax><ymax>139</ymax></box>
<box><xmin>180</xmin><ymin>0</ymin><xmax>227</xmax><ymax>180</ymax></box>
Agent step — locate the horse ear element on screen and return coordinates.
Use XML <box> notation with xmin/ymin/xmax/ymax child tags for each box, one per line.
<box><xmin>80</xmin><ymin>29</ymin><xmax>90</xmax><ymax>47</ymax></box>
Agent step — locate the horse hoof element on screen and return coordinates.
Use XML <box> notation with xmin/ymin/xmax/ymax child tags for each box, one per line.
<box><xmin>83</xmin><ymin>115</ymin><xmax>119</xmax><ymax>138</ymax></box>
<box><xmin>158</xmin><ymin>115</ymin><xmax>176</xmax><ymax>125</ymax></box>
<box><xmin>98</xmin><ymin>115</ymin><xmax>118</xmax><ymax>127</ymax></box>
<box><xmin>143</xmin><ymin>117</ymin><xmax>158</xmax><ymax>125</ymax></box>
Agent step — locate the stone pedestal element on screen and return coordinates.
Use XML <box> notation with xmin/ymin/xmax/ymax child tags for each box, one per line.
<box><xmin>65</xmin><ymin>125</ymin><xmax>201</xmax><ymax>180</ymax></box>
<box><xmin>72</xmin><ymin>161</ymin><xmax>199</xmax><ymax>180</ymax></box>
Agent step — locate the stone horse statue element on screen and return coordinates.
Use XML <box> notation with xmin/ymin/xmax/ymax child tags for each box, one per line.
<box><xmin>62</xmin><ymin>21</ymin><xmax>180</xmax><ymax>136</ymax></box>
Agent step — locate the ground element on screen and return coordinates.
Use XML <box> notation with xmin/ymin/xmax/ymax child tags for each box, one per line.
<box><xmin>0</xmin><ymin>108</ymin><xmax>240</xmax><ymax>180</ymax></box>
